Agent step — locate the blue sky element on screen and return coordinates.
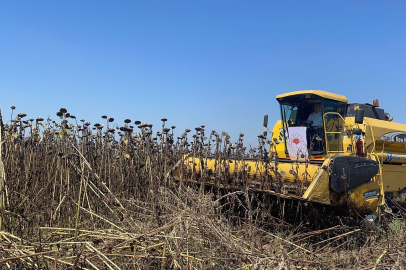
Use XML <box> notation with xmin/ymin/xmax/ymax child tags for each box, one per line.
<box><xmin>1</xmin><ymin>1</ymin><xmax>406</xmax><ymax>147</ymax></box>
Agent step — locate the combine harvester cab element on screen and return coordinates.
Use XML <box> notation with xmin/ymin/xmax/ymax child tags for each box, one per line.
<box><xmin>170</xmin><ymin>90</ymin><xmax>406</xmax><ymax>215</ymax></box>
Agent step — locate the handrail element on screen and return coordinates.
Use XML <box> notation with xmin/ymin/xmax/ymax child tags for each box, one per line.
<box><xmin>369</xmin><ymin>152</ymin><xmax>385</xmax><ymax>207</ymax></box>
<box><xmin>363</xmin><ymin>118</ymin><xmax>376</xmax><ymax>157</ymax></box>
<box><xmin>362</xmin><ymin>118</ymin><xmax>385</xmax><ymax>207</ymax></box>
<box><xmin>322</xmin><ymin>112</ymin><xmax>347</xmax><ymax>157</ymax></box>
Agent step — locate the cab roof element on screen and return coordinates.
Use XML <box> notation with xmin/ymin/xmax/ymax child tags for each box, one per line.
<box><xmin>276</xmin><ymin>90</ymin><xmax>348</xmax><ymax>103</ymax></box>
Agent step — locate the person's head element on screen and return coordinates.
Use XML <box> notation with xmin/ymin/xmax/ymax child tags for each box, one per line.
<box><xmin>314</xmin><ymin>103</ymin><xmax>321</xmax><ymax>114</ymax></box>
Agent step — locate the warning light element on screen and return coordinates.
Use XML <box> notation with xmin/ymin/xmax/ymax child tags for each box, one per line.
<box><xmin>373</xmin><ymin>99</ymin><xmax>379</xmax><ymax>107</ymax></box>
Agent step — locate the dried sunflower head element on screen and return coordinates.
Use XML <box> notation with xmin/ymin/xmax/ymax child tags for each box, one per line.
<box><xmin>59</xmin><ymin>108</ymin><xmax>67</xmax><ymax>113</ymax></box>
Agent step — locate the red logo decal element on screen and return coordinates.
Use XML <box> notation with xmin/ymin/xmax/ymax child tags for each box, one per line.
<box><xmin>293</xmin><ymin>138</ymin><xmax>300</xmax><ymax>145</ymax></box>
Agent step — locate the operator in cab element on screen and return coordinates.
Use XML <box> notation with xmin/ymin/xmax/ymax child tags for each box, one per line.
<box><xmin>307</xmin><ymin>103</ymin><xmax>324</xmax><ymax>152</ymax></box>
<box><xmin>307</xmin><ymin>103</ymin><xmax>323</xmax><ymax>128</ymax></box>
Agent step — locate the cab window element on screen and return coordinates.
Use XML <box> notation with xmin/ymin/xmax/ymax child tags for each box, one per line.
<box><xmin>280</xmin><ymin>99</ymin><xmax>324</xmax><ymax>127</ymax></box>
<box><xmin>281</xmin><ymin>104</ymin><xmax>299</xmax><ymax>126</ymax></box>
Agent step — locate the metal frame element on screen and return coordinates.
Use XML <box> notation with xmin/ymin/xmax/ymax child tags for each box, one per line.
<box><xmin>322</xmin><ymin>112</ymin><xmax>346</xmax><ymax>156</ymax></box>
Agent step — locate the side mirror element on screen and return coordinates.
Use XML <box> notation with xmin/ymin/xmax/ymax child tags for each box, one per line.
<box><xmin>352</xmin><ymin>128</ymin><xmax>362</xmax><ymax>135</ymax></box>
<box><xmin>263</xmin><ymin>115</ymin><xmax>268</xmax><ymax>127</ymax></box>
<box><xmin>355</xmin><ymin>109</ymin><xmax>364</xmax><ymax>124</ymax></box>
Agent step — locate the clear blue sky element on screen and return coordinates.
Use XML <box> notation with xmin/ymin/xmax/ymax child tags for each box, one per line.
<box><xmin>1</xmin><ymin>1</ymin><xmax>405</xmax><ymax>147</ymax></box>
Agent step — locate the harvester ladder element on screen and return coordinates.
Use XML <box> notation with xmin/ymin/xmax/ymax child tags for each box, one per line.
<box><xmin>322</xmin><ymin>112</ymin><xmax>346</xmax><ymax>156</ymax></box>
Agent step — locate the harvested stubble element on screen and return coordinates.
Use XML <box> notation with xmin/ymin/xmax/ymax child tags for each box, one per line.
<box><xmin>0</xmin><ymin>109</ymin><xmax>405</xmax><ymax>269</ymax></box>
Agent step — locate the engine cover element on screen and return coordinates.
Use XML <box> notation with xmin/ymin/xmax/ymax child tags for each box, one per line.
<box><xmin>330</xmin><ymin>155</ymin><xmax>379</xmax><ymax>194</ymax></box>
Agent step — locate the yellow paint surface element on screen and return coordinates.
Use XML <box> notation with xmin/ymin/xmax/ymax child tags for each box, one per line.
<box><xmin>276</xmin><ymin>90</ymin><xmax>348</xmax><ymax>103</ymax></box>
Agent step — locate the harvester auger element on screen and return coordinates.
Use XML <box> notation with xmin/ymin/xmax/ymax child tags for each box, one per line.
<box><xmin>168</xmin><ymin>90</ymin><xmax>406</xmax><ymax>216</ymax></box>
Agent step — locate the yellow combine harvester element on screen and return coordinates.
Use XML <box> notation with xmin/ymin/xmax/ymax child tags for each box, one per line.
<box><xmin>171</xmin><ymin>90</ymin><xmax>406</xmax><ymax>215</ymax></box>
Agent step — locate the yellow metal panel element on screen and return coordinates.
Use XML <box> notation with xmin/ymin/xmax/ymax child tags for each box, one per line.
<box><xmin>180</xmin><ymin>156</ymin><xmax>321</xmax><ymax>185</ymax></box>
<box><xmin>347</xmin><ymin>181</ymin><xmax>379</xmax><ymax>213</ymax></box>
<box><xmin>302</xmin><ymin>158</ymin><xmax>331</xmax><ymax>204</ymax></box>
<box><xmin>272</xmin><ymin>162</ymin><xmax>319</xmax><ymax>184</ymax></box>
<box><xmin>271</xmin><ymin>120</ymin><xmax>287</xmax><ymax>159</ymax></box>
<box><xmin>365</xmin><ymin>117</ymin><xmax>406</xmax><ymax>140</ymax></box>
<box><xmin>381</xmin><ymin>164</ymin><xmax>406</xmax><ymax>192</ymax></box>
<box><xmin>276</xmin><ymin>90</ymin><xmax>348</xmax><ymax>103</ymax></box>
<box><xmin>362</xmin><ymin>117</ymin><xmax>406</xmax><ymax>154</ymax></box>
